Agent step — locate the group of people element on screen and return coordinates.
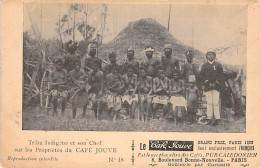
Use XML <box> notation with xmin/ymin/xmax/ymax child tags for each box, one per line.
<box><xmin>49</xmin><ymin>42</ymin><xmax>226</xmax><ymax>126</ymax></box>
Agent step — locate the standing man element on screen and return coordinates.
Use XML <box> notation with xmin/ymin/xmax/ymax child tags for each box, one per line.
<box><xmin>122</xmin><ymin>66</ymin><xmax>138</xmax><ymax>119</ymax></box>
<box><xmin>200</xmin><ymin>49</ymin><xmax>225</xmax><ymax>126</ymax></box>
<box><xmin>64</xmin><ymin>41</ymin><xmax>80</xmax><ymax>73</ymax></box>
<box><xmin>49</xmin><ymin>59</ymin><xmax>68</xmax><ymax>117</ymax></box>
<box><xmin>83</xmin><ymin>43</ymin><xmax>102</xmax><ymax>73</ymax></box>
<box><xmin>104</xmin><ymin>52</ymin><xmax>121</xmax><ymax>76</ymax></box>
<box><xmin>161</xmin><ymin>44</ymin><xmax>180</xmax><ymax>79</ymax></box>
<box><xmin>123</xmin><ymin>48</ymin><xmax>139</xmax><ymax>75</ymax></box>
<box><xmin>141</xmin><ymin>46</ymin><xmax>160</xmax><ymax>78</ymax></box>
<box><xmin>181</xmin><ymin>50</ymin><xmax>199</xmax><ymax>124</ymax></box>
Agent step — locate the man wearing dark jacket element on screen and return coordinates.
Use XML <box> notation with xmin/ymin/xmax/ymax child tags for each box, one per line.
<box><xmin>200</xmin><ymin>49</ymin><xmax>225</xmax><ymax>125</ymax></box>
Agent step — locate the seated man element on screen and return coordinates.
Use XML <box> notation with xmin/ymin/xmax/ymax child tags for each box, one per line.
<box><xmin>70</xmin><ymin>61</ymin><xmax>88</xmax><ymax>93</ymax></box>
<box><xmin>88</xmin><ymin>59</ymin><xmax>106</xmax><ymax>120</ymax></box>
<box><xmin>122</xmin><ymin>66</ymin><xmax>138</xmax><ymax>119</ymax></box>
<box><xmin>152</xmin><ymin>66</ymin><xmax>170</xmax><ymax>120</ymax></box>
<box><xmin>106</xmin><ymin>66</ymin><xmax>125</xmax><ymax>122</ymax></box>
<box><xmin>69</xmin><ymin>61</ymin><xmax>89</xmax><ymax>119</ymax></box>
<box><xmin>168</xmin><ymin>72</ymin><xmax>187</xmax><ymax>124</ymax></box>
<box><xmin>49</xmin><ymin>58</ymin><xmax>68</xmax><ymax>117</ymax></box>
<box><xmin>137</xmin><ymin>67</ymin><xmax>153</xmax><ymax>122</ymax></box>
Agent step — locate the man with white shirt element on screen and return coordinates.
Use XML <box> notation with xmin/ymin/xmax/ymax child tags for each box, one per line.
<box><xmin>200</xmin><ymin>49</ymin><xmax>225</xmax><ymax>126</ymax></box>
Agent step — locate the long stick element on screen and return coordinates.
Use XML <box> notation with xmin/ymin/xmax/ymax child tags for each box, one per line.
<box><xmin>137</xmin><ymin>89</ymin><xmax>140</xmax><ymax>121</ymax></box>
<box><xmin>167</xmin><ymin>5</ymin><xmax>172</xmax><ymax>31</ymax></box>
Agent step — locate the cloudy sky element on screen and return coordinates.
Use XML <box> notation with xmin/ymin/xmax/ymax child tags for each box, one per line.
<box><xmin>24</xmin><ymin>3</ymin><xmax>247</xmax><ymax>65</ymax></box>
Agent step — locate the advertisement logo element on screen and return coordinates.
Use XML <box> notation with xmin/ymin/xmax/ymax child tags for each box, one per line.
<box><xmin>149</xmin><ymin>140</ymin><xmax>194</xmax><ymax>151</ymax></box>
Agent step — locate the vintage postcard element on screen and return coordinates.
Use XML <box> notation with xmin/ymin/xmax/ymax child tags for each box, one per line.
<box><xmin>1</xmin><ymin>0</ymin><xmax>260</xmax><ymax>167</ymax></box>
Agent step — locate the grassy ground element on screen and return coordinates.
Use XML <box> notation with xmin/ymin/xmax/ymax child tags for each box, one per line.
<box><xmin>22</xmin><ymin>106</ymin><xmax>245</xmax><ymax>132</ymax></box>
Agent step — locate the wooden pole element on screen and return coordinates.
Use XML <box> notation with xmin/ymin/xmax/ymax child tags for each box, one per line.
<box><xmin>167</xmin><ymin>5</ymin><xmax>172</xmax><ymax>31</ymax></box>
<box><xmin>131</xmin><ymin>10</ymin><xmax>133</xmax><ymax>48</ymax></box>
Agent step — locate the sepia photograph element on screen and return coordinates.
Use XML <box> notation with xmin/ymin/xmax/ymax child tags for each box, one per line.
<box><xmin>22</xmin><ymin>3</ymin><xmax>247</xmax><ymax>132</ymax></box>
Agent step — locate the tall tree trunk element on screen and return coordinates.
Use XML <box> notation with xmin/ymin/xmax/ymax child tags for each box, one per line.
<box><xmin>84</xmin><ymin>4</ymin><xmax>88</xmax><ymax>41</ymax></box>
<box><xmin>73</xmin><ymin>12</ymin><xmax>76</xmax><ymax>42</ymax></box>
<box><xmin>59</xmin><ymin>3</ymin><xmax>64</xmax><ymax>54</ymax></box>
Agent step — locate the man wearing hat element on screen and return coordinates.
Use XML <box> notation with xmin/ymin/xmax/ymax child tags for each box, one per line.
<box><xmin>123</xmin><ymin>48</ymin><xmax>139</xmax><ymax>75</ymax></box>
<box><xmin>181</xmin><ymin>50</ymin><xmax>200</xmax><ymax>124</ymax></box>
<box><xmin>161</xmin><ymin>44</ymin><xmax>180</xmax><ymax>79</ymax></box>
<box><xmin>49</xmin><ymin>58</ymin><xmax>68</xmax><ymax>117</ymax></box>
<box><xmin>141</xmin><ymin>46</ymin><xmax>160</xmax><ymax>78</ymax></box>
<box><xmin>200</xmin><ymin>49</ymin><xmax>225</xmax><ymax>126</ymax></box>
<box><xmin>83</xmin><ymin>43</ymin><xmax>102</xmax><ymax>73</ymax></box>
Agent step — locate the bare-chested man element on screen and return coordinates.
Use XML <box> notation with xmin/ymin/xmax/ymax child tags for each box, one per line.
<box><xmin>49</xmin><ymin>59</ymin><xmax>68</xmax><ymax>117</ymax></box>
<box><xmin>168</xmin><ymin>72</ymin><xmax>187</xmax><ymax>125</ymax></box>
<box><xmin>161</xmin><ymin>44</ymin><xmax>180</xmax><ymax>79</ymax></box>
<box><xmin>64</xmin><ymin>41</ymin><xmax>80</xmax><ymax>73</ymax></box>
<box><xmin>123</xmin><ymin>48</ymin><xmax>139</xmax><ymax>75</ymax></box>
<box><xmin>83</xmin><ymin>43</ymin><xmax>102</xmax><ymax>73</ymax></box>
<box><xmin>181</xmin><ymin>50</ymin><xmax>199</xmax><ymax>124</ymax></box>
<box><xmin>106</xmin><ymin>66</ymin><xmax>125</xmax><ymax>122</ymax></box>
<box><xmin>141</xmin><ymin>46</ymin><xmax>160</xmax><ymax>78</ymax></box>
<box><xmin>152</xmin><ymin>65</ymin><xmax>170</xmax><ymax>120</ymax></box>
<box><xmin>104</xmin><ymin>52</ymin><xmax>121</xmax><ymax>76</ymax></box>
<box><xmin>88</xmin><ymin>59</ymin><xmax>105</xmax><ymax>119</ymax></box>
<box><xmin>137</xmin><ymin>67</ymin><xmax>153</xmax><ymax>121</ymax></box>
<box><xmin>69</xmin><ymin>61</ymin><xmax>89</xmax><ymax>119</ymax></box>
<box><xmin>122</xmin><ymin>66</ymin><xmax>138</xmax><ymax>119</ymax></box>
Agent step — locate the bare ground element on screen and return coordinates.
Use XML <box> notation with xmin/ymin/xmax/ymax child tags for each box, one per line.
<box><xmin>22</xmin><ymin>106</ymin><xmax>246</xmax><ymax>133</ymax></box>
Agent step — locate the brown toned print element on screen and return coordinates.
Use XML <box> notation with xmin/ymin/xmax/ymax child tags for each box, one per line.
<box><xmin>21</xmin><ymin>2</ymin><xmax>247</xmax><ymax>132</ymax></box>
<box><xmin>1</xmin><ymin>0</ymin><xmax>260</xmax><ymax>168</ymax></box>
